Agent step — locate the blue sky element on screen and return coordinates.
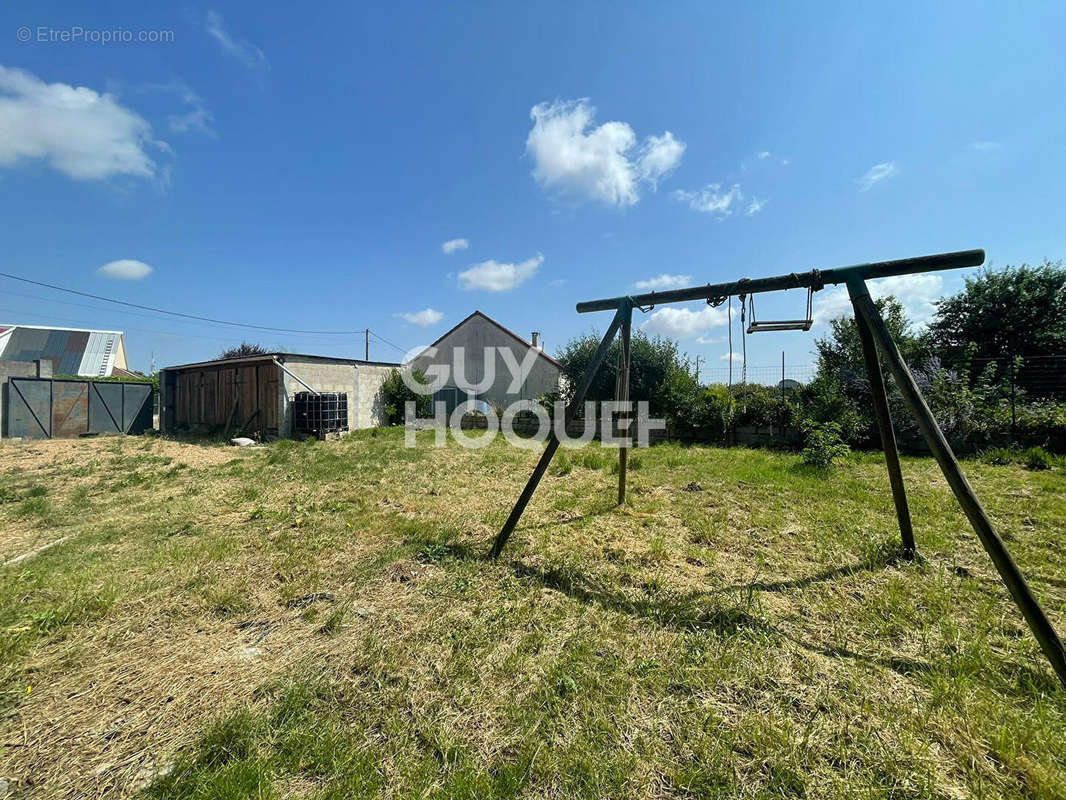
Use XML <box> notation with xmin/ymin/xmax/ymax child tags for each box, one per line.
<box><xmin>1</xmin><ymin>2</ymin><xmax>1063</xmax><ymax>377</ymax></box>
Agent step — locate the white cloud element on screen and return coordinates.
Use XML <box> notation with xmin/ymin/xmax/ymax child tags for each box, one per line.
<box><xmin>165</xmin><ymin>83</ymin><xmax>213</xmax><ymax>135</ymax></box>
<box><xmin>857</xmin><ymin>161</ymin><xmax>899</xmax><ymax>191</ymax></box>
<box><xmin>395</xmin><ymin>308</ymin><xmax>444</xmax><ymax>327</ymax></box>
<box><xmin>205</xmin><ymin>11</ymin><xmax>269</xmax><ymax>72</ymax></box>
<box><xmin>638</xmin><ymin>132</ymin><xmax>686</xmax><ymax>188</ymax></box>
<box><xmin>633</xmin><ymin>273</ymin><xmax>692</xmax><ymax>291</ymax></box>
<box><xmin>746</xmin><ymin>197</ymin><xmax>765</xmax><ymax>216</ymax></box>
<box><xmin>697</xmin><ymin>335</ymin><xmax>726</xmax><ymax>345</ymax></box>
<box><xmin>141</xmin><ymin>79</ymin><xmax>214</xmax><ymax>136</ymax></box>
<box><xmin>0</xmin><ymin>66</ymin><xmax>166</xmax><ymax>181</ymax></box>
<box><xmin>720</xmin><ymin>352</ymin><xmax>743</xmax><ymax>362</ymax></box>
<box><xmin>441</xmin><ymin>238</ymin><xmax>469</xmax><ymax>254</ymax></box>
<box><xmin>971</xmin><ymin>140</ymin><xmax>1001</xmax><ymax>152</ymax></box>
<box><xmin>640</xmin><ymin>304</ymin><xmax>727</xmax><ymax>339</ymax></box>
<box><xmin>98</xmin><ymin>259</ymin><xmax>153</xmax><ymax>280</ymax></box>
<box><xmin>674</xmin><ymin>183</ymin><xmax>743</xmax><ymax>216</ymax></box>
<box><xmin>458</xmin><ymin>254</ymin><xmax>543</xmax><ymax>292</ymax></box>
<box><xmin>757</xmin><ymin>151</ymin><xmax>772</xmax><ymax>160</ymax></box>
<box><xmin>548</xmin><ymin>278</ymin><xmax>567</xmax><ymax>287</ymax></box>
<box><xmin>813</xmin><ymin>273</ymin><xmax>944</xmax><ymax>326</ymax></box>
<box><xmin>525</xmin><ymin>98</ymin><xmax>684</xmax><ymax>207</ymax></box>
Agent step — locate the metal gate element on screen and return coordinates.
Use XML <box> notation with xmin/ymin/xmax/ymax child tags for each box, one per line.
<box><xmin>4</xmin><ymin>378</ymin><xmax>154</xmax><ymax>439</ymax></box>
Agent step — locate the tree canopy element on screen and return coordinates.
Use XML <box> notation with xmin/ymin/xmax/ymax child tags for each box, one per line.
<box><xmin>927</xmin><ymin>262</ymin><xmax>1066</xmax><ymax>360</ymax></box>
<box><xmin>814</xmin><ymin>296</ymin><xmax>925</xmax><ymax>381</ymax></box>
<box><xmin>219</xmin><ymin>342</ymin><xmax>268</xmax><ymax>360</ymax></box>
<box><xmin>554</xmin><ymin>330</ymin><xmax>698</xmax><ymax>419</ymax></box>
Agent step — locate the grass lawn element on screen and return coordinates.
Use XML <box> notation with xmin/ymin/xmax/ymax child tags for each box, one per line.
<box><xmin>1</xmin><ymin>429</ymin><xmax>1064</xmax><ymax>799</ymax></box>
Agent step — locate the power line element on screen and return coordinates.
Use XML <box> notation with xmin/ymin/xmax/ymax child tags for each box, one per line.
<box><xmin>369</xmin><ymin>329</ymin><xmax>408</xmax><ymax>355</ymax></box>
<box><xmin>0</xmin><ymin>305</ymin><xmax>249</xmax><ymax>345</ymax></box>
<box><xmin>0</xmin><ymin>286</ymin><xmax>369</xmax><ymax>342</ymax></box>
<box><xmin>0</xmin><ymin>270</ymin><xmax>368</xmax><ymax>336</ymax></box>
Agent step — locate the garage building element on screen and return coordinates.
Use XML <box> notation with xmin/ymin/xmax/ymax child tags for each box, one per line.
<box><xmin>159</xmin><ymin>352</ymin><xmax>398</xmax><ymax>439</ymax></box>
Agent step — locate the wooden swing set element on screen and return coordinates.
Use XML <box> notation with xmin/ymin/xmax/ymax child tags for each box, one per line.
<box><xmin>489</xmin><ymin>248</ymin><xmax>1066</xmax><ymax>688</ymax></box>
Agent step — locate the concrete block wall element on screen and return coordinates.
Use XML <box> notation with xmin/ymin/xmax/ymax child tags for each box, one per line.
<box><xmin>278</xmin><ymin>358</ymin><xmax>357</xmax><ymax>436</ymax></box>
<box><xmin>355</xmin><ymin>364</ymin><xmax>394</xmax><ymax>428</ymax></box>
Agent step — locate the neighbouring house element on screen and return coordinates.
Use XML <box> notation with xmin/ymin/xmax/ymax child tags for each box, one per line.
<box><xmin>158</xmin><ymin>352</ymin><xmax>398</xmax><ymax>439</ymax></box>
<box><xmin>0</xmin><ymin>324</ymin><xmax>128</xmax><ymax>377</ymax></box>
<box><xmin>409</xmin><ymin>311</ymin><xmax>562</xmax><ymax>413</ymax></box>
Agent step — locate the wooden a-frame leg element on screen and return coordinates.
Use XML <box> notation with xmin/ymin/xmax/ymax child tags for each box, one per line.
<box><xmin>849</xmin><ymin>288</ymin><xmax>915</xmax><ymax>557</ymax></box>
<box><xmin>849</xmin><ymin>276</ymin><xmax>1066</xmax><ymax>688</ymax></box>
<box><xmin>490</xmin><ymin>302</ymin><xmax>630</xmax><ymax>559</ymax></box>
<box><xmin>617</xmin><ymin>306</ymin><xmax>632</xmax><ymax>506</ymax></box>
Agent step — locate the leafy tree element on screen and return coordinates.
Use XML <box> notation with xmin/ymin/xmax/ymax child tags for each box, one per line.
<box><xmin>814</xmin><ymin>297</ymin><xmax>926</xmax><ymax>379</ymax></box>
<box><xmin>928</xmin><ymin>262</ymin><xmax>1066</xmax><ymax>361</ymax></box>
<box><xmin>219</xmin><ymin>342</ymin><xmax>268</xmax><ymax>360</ymax></box>
<box><xmin>554</xmin><ymin>330</ymin><xmax>698</xmax><ymax>421</ymax></box>
<box><xmin>806</xmin><ymin>297</ymin><xmax>926</xmax><ymax>444</ymax></box>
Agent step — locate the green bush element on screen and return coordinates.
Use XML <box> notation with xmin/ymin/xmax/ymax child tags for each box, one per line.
<box><xmin>380</xmin><ymin>368</ymin><xmax>432</xmax><ymax>425</ymax></box>
<box><xmin>685</xmin><ymin>384</ymin><xmax>735</xmax><ymax>442</ymax></box>
<box><xmin>1014</xmin><ymin>402</ymin><xmax>1066</xmax><ymax>452</ymax></box>
<box><xmin>801</xmin><ymin>421</ymin><xmax>850</xmax><ymax>468</ymax></box>
<box><xmin>731</xmin><ymin>383</ymin><xmax>798</xmax><ymax>429</ymax></box>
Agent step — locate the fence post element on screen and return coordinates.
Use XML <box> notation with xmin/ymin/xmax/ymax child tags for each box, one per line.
<box><xmin>780</xmin><ymin>351</ymin><xmax>786</xmax><ymax>433</ymax></box>
<box><xmin>1010</xmin><ymin>357</ymin><xmax>1017</xmax><ymax>443</ymax></box>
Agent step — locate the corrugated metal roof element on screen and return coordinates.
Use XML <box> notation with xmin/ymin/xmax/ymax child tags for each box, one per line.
<box><xmin>0</xmin><ymin>324</ymin><xmax>124</xmax><ymax>377</ymax></box>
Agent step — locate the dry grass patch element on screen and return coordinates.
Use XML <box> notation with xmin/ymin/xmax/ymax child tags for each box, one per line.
<box><xmin>0</xmin><ymin>430</ymin><xmax>1063</xmax><ymax>798</ymax></box>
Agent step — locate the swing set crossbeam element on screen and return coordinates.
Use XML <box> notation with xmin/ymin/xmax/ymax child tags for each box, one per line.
<box><xmin>575</xmin><ymin>249</ymin><xmax>984</xmax><ymax>314</ymax></box>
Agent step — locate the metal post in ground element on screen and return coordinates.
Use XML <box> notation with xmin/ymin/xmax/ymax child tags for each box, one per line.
<box><xmin>848</xmin><ymin>276</ymin><xmax>1066</xmax><ymax>688</ymax></box>
<box><xmin>1010</xmin><ymin>357</ymin><xmax>1017</xmax><ymax>442</ymax></box>
<box><xmin>490</xmin><ymin>302</ymin><xmax>630</xmax><ymax>558</ymax></box>
<box><xmin>780</xmin><ymin>351</ymin><xmax>786</xmax><ymax>432</ymax></box>
<box><xmin>848</xmin><ymin>287</ymin><xmax>915</xmax><ymax>557</ymax></box>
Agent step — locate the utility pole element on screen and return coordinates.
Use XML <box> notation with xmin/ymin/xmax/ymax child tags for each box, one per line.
<box><xmin>365</xmin><ymin>329</ymin><xmax>370</xmax><ymax>360</ymax></box>
<box><xmin>694</xmin><ymin>354</ymin><xmax>704</xmax><ymax>383</ymax></box>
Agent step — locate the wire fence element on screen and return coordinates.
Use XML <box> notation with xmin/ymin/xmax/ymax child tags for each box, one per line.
<box><xmin>699</xmin><ymin>355</ymin><xmax>1066</xmax><ymax>400</ymax></box>
<box><xmin>700</xmin><ymin>363</ymin><xmax>817</xmax><ymax>388</ymax></box>
<box><xmin>968</xmin><ymin>355</ymin><xmax>1066</xmax><ymax>400</ymax></box>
